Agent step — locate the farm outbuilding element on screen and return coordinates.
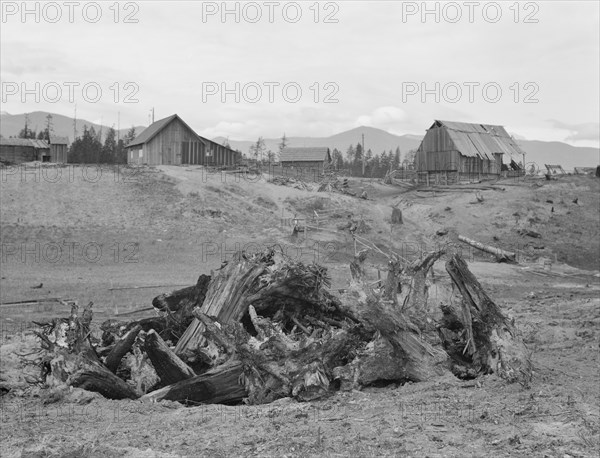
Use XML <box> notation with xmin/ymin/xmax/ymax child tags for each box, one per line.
<box><xmin>126</xmin><ymin>114</ymin><xmax>241</xmax><ymax>166</ymax></box>
<box><xmin>279</xmin><ymin>147</ymin><xmax>331</xmax><ymax>178</ymax></box>
<box><xmin>49</xmin><ymin>136</ymin><xmax>69</xmax><ymax>163</ymax></box>
<box><xmin>0</xmin><ymin>138</ymin><xmax>50</xmax><ymax>164</ymax></box>
<box><xmin>415</xmin><ymin>120</ymin><xmax>525</xmax><ymax>177</ymax></box>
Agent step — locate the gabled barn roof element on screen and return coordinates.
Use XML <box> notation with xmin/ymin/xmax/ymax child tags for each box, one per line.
<box><xmin>430</xmin><ymin>120</ymin><xmax>524</xmax><ymax>160</ymax></box>
<box><xmin>280</xmin><ymin>147</ymin><xmax>330</xmax><ymax>162</ymax></box>
<box><xmin>0</xmin><ymin>138</ymin><xmax>49</xmax><ymax>148</ymax></box>
<box><xmin>127</xmin><ymin>114</ymin><xmax>207</xmax><ymax>148</ymax></box>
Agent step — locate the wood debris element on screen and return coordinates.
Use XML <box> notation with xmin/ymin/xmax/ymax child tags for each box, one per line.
<box><xmin>31</xmin><ymin>248</ymin><xmax>532</xmax><ymax>405</ymax></box>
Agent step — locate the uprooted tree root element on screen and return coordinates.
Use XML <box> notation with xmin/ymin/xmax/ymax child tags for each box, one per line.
<box><xmin>30</xmin><ymin>248</ymin><xmax>532</xmax><ymax>405</ymax></box>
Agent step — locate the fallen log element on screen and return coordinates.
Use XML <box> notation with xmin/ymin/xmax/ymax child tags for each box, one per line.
<box><xmin>458</xmin><ymin>235</ymin><xmax>517</xmax><ymax>263</ymax></box>
<box><xmin>66</xmin><ymin>353</ymin><xmax>139</xmax><ymax>400</ymax></box>
<box><xmin>140</xmin><ymin>360</ymin><xmax>246</xmax><ymax>405</ymax></box>
<box><xmin>144</xmin><ymin>330</ymin><xmax>196</xmax><ymax>386</ymax></box>
<box><xmin>104</xmin><ymin>324</ymin><xmax>142</xmax><ymax>373</ymax></box>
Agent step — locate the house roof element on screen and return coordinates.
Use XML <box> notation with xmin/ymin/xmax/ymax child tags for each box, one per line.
<box><xmin>0</xmin><ymin>138</ymin><xmax>50</xmax><ymax>148</ymax></box>
<box><xmin>429</xmin><ymin>120</ymin><xmax>524</xmax><ymax>160</ymax></box>
<box><xmin>127</xmin><ymin>114</ymin><xmax>207</xmax><ymax>148</ymax></box>
<box><xmin>280</xmin><ymin>147</ymin><xmax>330</xmax><ymax>162</ymax></box>
<box><xmin>50</xmin><ymin>136</ymin><xmax>69</xmax><ymax>145</ymax></box>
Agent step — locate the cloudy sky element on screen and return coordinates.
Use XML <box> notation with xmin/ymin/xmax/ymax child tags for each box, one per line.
<box><xmin>1</xmin><ymin>1</ymin><xmax>599</xmax><ymax>146</ymax></box>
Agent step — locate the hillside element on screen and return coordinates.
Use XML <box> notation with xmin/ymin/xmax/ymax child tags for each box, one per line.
<box><xmin>213</xmin><ymin>126</ymin><xmax>422</xmax><ymax>156</ymax></box>
<box><xmin>1</xmin><ymin>166</ymin><xmax>599</xmax><ymax>457</ymax></box>
<box><xmin>0</xmin><ymin>111</ymin><xmax>145</xmax><ymax>143</ymax></box>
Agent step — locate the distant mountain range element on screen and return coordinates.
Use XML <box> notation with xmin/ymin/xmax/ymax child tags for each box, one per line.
<box><xmin>1</xmin><ymin>111</ymin><xmax>597</xmax><ymax>169</ymax></box>
<box><xmin>0</xmin><ymin>111</ymin><xmax>144</xmax><ymax>143</ymax></box>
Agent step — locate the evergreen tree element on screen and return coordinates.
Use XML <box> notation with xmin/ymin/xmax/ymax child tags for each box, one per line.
<box><xmin>278</xmin><ymin>133</ymin><xmax>288</xmax><ymax>160</ymax></box>
<box><xmin>393</xmin><ymin>147</ymin><xmax>401</xmax><ymax>170</ymax></box>
<box><xmin>249</xmin><ymin>137</ymin><xmax>266</xmax><ymax>164</ymax></box>
<box><xmin>102</xmin><ymin>127</ymin><xmax>117</xmax><ymax>163</ymax></box>
<box><xmin>331</xmin><ymin>148</ymin><xmax>344</xmax><ymax>169</ymax></box>
<box><xmin>68</xmin><ymin>125</ymin><xmax>103</xmax><ymax>163</ymax></box>
<box><xmin>123</xmin><ymin>126</ymin><xmax>137</xmax><ymax>146</ymax></box>
<box><xmin>345</xmin><ymin>144</ymin><xmax>355</xmax><ymax>164</ymax></box>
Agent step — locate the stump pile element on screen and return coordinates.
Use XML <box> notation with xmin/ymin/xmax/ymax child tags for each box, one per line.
<box><xmin>33</xmin><ymin>249</ymin><xmax>532</xmax><ymax>405</ymax></box>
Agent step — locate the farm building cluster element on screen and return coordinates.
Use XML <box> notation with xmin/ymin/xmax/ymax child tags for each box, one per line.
<box><xmin>0</xmin><ymin>136</ymin><xmax>68</xmax><ymax>164</ymax></box>
<box><xmin>1</xmin><ymin>115</ymin><xmax>528</xmax><ymax>179</ymax></box>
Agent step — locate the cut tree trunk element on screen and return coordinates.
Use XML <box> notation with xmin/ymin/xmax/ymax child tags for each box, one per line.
<box><xmin>140</xmin><ymin>360</ymin><xmax>246</xmax><ymax>405</ymax></box>
<box><xmin>442</xmin><ymin>254</ymin><xmax>531</xmax><ymax>383</ymax></box>
<box><xmin>401</xmin><ymin>249</ymin><xmax>447</xmax><ymax>328</ymax></box>
<box><xmin>104</xmin><ymin>325</ymin><xmax>142</xmax><ymax>373</ymax></box>
<box><xmin>458</xmin><ymin>235</ymin><xmax>516</xmax><ymax>263</ymax></box>
<box><xmin>144</xmin><ymin>330</ymin><xmax>196</xmax><ymax>386</ymax></box>
<box><xmin>66</xmin><ymin>352</ymin><xmax>139</xmax><ymax>400</ymax></box>
<box><xmin>339</xmin><ymin>287</ymin><xmax>451</xmax><ymax>382</ymax></box>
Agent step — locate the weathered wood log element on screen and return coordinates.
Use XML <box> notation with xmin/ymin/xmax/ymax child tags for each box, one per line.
<box><xmin>104</xmin><ymin>325</ymin><xmax>142</xmax><ymax>373</ymax></box>
<box><xmin>382</xmin><ymin>257</ymin><xmax>402</xmax><ymax>305</ymax></box>
<box><xmin>144</xmin><ymin>330</ymin><xmax>196</xmax><ymax>386</ymax></box>
<box><xmin>458</xmin><ymin>235</ymin><xmax>516</xmax><ymax>263</ymax></box>
<box><xmin>37</xmin><ymin>303</ymin><xmax>139</xmax><ymax>400</ymax></box>
<box><xmin>442</xmin><ymin>254</ymin><xmax>532</xmax><ymax>383</ymax></box>
<box><xmin>174</xmin><ymin>253</ymin><xmax>271</xmax><ymax>357</ymax></box>
<box><xmin>176</xmin><ymin>251</ymin><xmax>336</xmax><ymax>359</ymax></box>
<box><xmin>152</xmin><ymin>274</ymin><xmax>211</xmax><ymax>317</ymax></box>
<box><xmin>66</xmin><ymin>353</ymin><xmax>139</xmax><ymax>400</ymax></box>
<box><xmin>339</xmin><ymin>287</ymin><xmax>451</xmax><ymax>382</ymax></box>
<box><xmin>140</xmin><ymin>360</ymin><xmax>246</xmax><ymax>405</ymax></box>
<box><xmin>391</xmin><ymin>207</ymin><xmax>403</xmax><ymax>225</ymax></box>
<box><xmin>350</xmin><ymin>249</ymin><xmax>369</xmax><ymax>282</ymax></box>
<box><xmin>401</xmin><ymin>249</ymin><xmax>447</xmax><ymax>328</ymax></box>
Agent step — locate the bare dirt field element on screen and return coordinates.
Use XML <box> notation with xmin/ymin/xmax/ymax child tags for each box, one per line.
<box><xmin>1</xmin><ymin>164</ymin><xmax>599</xmax><ymax>457</ymax></box>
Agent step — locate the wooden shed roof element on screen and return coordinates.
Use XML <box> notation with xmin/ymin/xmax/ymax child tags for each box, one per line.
<box><xmin>429</xmin><ymin>120</ymin><xmax>524</xmax><ymax>160</ymax></box>
<box><xmin>0</xmin><ymin>138</ymin><xmax>50</xmax><ymax>148</ymax></box>
<box><xmin>127</xmin><ymin>114</ymin><xmax>207</xmax><ymax>148</ymax></box>
<box><xmin>280</xmin><ymin>147</ymin><xmax>330</xmax><ymax>162</ymax></box>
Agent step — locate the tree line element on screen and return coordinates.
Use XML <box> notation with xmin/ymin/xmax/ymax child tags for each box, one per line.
<box><xmin>244</xmin><ymin>134</ymin><xmax>417</xmax><ymax>178</ymax></box>
<box><xmin>14</xmin><ymin>122</ymin><xmax>138</xmax><ymax>164</ymax></box>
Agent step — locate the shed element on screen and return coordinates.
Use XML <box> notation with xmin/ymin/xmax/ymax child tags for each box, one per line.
<box><xmin>415</xmin><ymin>120</ymin><xmax>525</xmax><ymax>175</ymax></box>
<box><xmin>0</xmin><ymin>138</ymin><xmax>50</xmax><ymax>164</ymax></box>
<box><xmin>280</xmin><ymin>147</ymin><xmax>331</xmax><ymax>176</ymax></box>
<box><xmin>126</xmin><ymin>114</ymin><xmax>241</xmax><ymax>166</ymax></box>
<box><xmin>49</xmin><ymin>136</ymin><xmax>69</xmax><ymax>163</ymax></box>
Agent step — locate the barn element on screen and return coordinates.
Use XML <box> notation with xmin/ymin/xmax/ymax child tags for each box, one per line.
<box><xmin>279</xmin><ymin>147</ymin><xmax>331</xmax><ymax>178</ymax></box>
<box><xmin>49</xmin><ymin>136</ymin><xmax>69</xmax><ymax>163</ymax></box>
<box><xmin>415</xmin><ymin>120</ymin><xmax>525</xmax><ymax>179</ymax></box>
<box><xmin>0</xmin><ymin>138</ymin><xmax>50</xmax><ymax>164</ymax></box>
<box><xmin>126</xmin><ymin>114</ymin><xmax>241</xmax><ymax>166</ymax></box>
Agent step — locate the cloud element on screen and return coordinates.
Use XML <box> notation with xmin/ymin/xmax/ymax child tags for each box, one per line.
<box><xmin>356</xmin><ymin>106</ymin><xmax>407</xmax><ymax>129</ymax></box>
<box><xmin>548</xmin><ymin>120</ymin><xmax>600</xmax><ymax>142</ymax></box>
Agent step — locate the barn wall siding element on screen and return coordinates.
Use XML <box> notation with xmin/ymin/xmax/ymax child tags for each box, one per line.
<box><xmin>0</xmin><ymin>145</ymin><xmax>48</xmax><ymax>164</ymax></box>
<box><xmin>127</xmin><ymin>117</ymin><xmax>240</xmax><ymax>166</ymax></box>
<box><xmin>416</xmin><ymin>125</ymin><xmax>503</xmax><ymax>175</ymax></box>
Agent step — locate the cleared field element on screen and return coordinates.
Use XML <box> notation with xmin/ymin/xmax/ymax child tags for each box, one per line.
<box><xmin>1</xmin><ymin>165</ymin><xmax>599</xmax><ymax>457</ymax></box>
